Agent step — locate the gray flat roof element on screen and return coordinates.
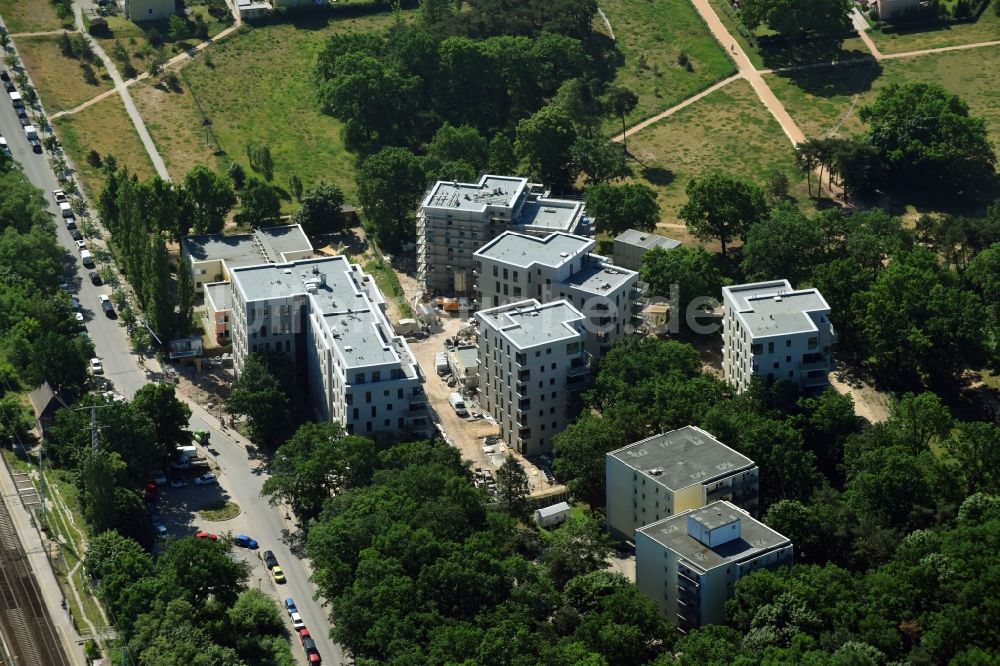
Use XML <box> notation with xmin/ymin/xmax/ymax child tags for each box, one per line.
<box><xmin>519</xmin><ymin>198</ymin><xmax>584</xmax><ymax>232</ymax></box>
<box><xmin>204</xmin><ymin>282</ymin><xmax>232</xmax><ymax>312</ymax></box>
<box><xmin>608</xmin><ymin>426</ymin><xmax>755</xmax><ymax>491</ymax></box>
<box><xmin>724</xmin><ymin>281</ymin><xmax>829</xmax><ymax>338</ymax></box>
<box><xmin>231</xmin><ymin>256</ymin><xmax>417</xmax><ymax>372</ymax></box>
<box><xmin>455</xmin><ymin>346</ymin><xmax>479</xmax><ymax>367</ymax></box>
<box><xmin>638</xmin><ymin>501</ymin><xmax>790</xmax><ymax>571</ymax></box>
<box><xmin>182</xmin><ymin>224</ymin><xmax>312</xmax><ymax>267</ymax></box>
<box><xmin>477</xmin><ymin>299</ymin><xmax>585</xmax><ymax>349</ymax></box>
<box><xmin>562</xmin><ymin>257</ymin><xmax>636</xmax><ymax>295</ymax></box>
<box><xmin>615</xmin><ymin>229</ymin><xmax>681</xmax><ymax>251</ymax></box>
<box><xmin>422</xmin><ymin>176</ymin><xmax>528</xmax><ymax>212</ymax></box>
<box><xmin>537</xmin><ymin>501</ymin><xmax>570</xmax><ymax>517</ymax></box>
<box><xmin>474</xmin><ymin>231</ymin><xmax>593</xmax><ymax>267</ymax></box>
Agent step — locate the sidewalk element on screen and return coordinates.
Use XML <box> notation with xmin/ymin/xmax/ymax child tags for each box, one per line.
<box><xmin>0</xmin><ymin>458</ymin><xmax>86</xmax><ymax>666</ymax></box>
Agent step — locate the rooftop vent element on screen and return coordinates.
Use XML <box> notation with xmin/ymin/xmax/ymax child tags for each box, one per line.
<box><xmin>559</xmin><ymin>252</ymin><xmax>569</xmax><ymax>258</ymax></box>
<box><xmin>774</xmin><ymin>295</ymin><xmax>783</xmax><ymax>302</ymax></box>
<box><xmin>283</xmin><ymin>269</ymin><xmax>292</xmax><ymax>275</ymax></box>
<box><xmin>344</xmin><ymin>345</ymin><xmax>353</xmax><ymax>352</ymax></box>
<box><xmin>312</xmin><ymin>265</ymin><xmax>319</xmax><ymax>274</ymax></box>
<box><xmin>648</xmin><ymin>467</ymin><xmax>664</xmax><ymax>476</ymax></box>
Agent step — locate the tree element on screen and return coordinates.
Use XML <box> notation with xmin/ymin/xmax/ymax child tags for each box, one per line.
<box><xmin>227</xmin><ymin>161</ymin><xmax>246</xmax><ymax>190</ymax></box>
<box><xmin>605</xmin><ymin>86</ymin><xmax>638</xmax><ymax>154</ymax></box>
<box><xmin>542</xmin><ymin>515</ymin><xmax>614</xmax><ymax>588</ymax></box>
<box><xmin>291</xmin><ymin>182</ymin><xmax>346</xmax><ymax>235</ymax></box>
<box><xmin>741</xmin><ymin>206</ymin><xmax>825</xmax><ymax>284</ymax></box>
<box><xmin>740</xmin><ymin>0</ymin><xmax>852</xmax><ymax>41</ymax></box>
<box><xmin>288</xmin><ymin>173</ymin><xmax>303</xmax><ymax>201</ymax></box>
<box><xmin>584</xmin><ymin>183</ymin><xmax>660</xmax><ymax>235</ymax></box>
<box><xmin>79</xmin><ymin>450</ymin><xmax>128</xmax><ymax>534</ymax></box>
<box><xmin>495</xmin><ymin>455</ymin><xmax>530</xmax><ymax>519</ymax></box>
<box><xmin>158</xmin><ymin>536</ymin><xmax>249</xmax><ymax>607</ymax></box>
<box><xmin>427</xmin><ymin>124</ymin><xmax>488</xmax><ymax>173</ymax></box>
<box><xmin>679</xmin><ymin>173</ymin><xmax>769</xmax><ymax>259</ymax></box>
<box><xmin>515</xmin><ymin>105</ymin><xmax>578</xmax><ymax>189</ymax></box>
<box><xmin>130</xmin><ymin>383</ymin><xmax>192</xmax><ymax>456</ymax></box>
<box><xmin>887</xmin><ymin>392</ymin><xmax>953</xmax><ymax>454</ymax></box>
<box><xmin>552</xmin><ymin>414</ymin><xmax>626</xmax><ymax>506</ymax></box>
<box><xmin>245</xmin><ymin>142</ymin><xmax>274</xmax><ymax>181</ymax></box>
<box><xmin>356</xmin><ymin>146</ymin><xmax>426</xmax><ymax>247</ymax></box>
<box><xmin>236</xmin><ymin>177</ymin><xmax>281</xmax><ymax>227</ymax></box>
<box><xmin>183</xmin><ymin>166</ymin><xmax>236</xmax><ymax>235</ymax></box>
<box><xmin>84</xmin><ymin>530</ymin><xmax>148</xmax><ymax>580</ymax></box>
<box><xmin>946</xmin><ymin>422</ymin><xmax>1000</xmax><ymax>494</ymax></box>
<box><xmin>571</xmin><ymin>136</ymin><xmax>629</xmax><ymax>185</ymax></box>
<box><xmin>226</xmin><ymin>353</ymin><xmax>290</xmax><ymax>446</ymax></box>
<box><xmin>640</xmin><ymin>244</ymin><xmax>724</xmax><ymax>330</ymax></box>
<box><xmin>168</xmin><ymin>14</ymin><xmax>189</xmax><ymax>41</ymax></box>
<box><xmin>859</xmin><ymin>83</ymin><xmax>996</xmax><ymax>194</ymax></box>
<box><xmin>487</xmin><ymin>134</ymin><xmax>518</xmax><ymax>174</ymax></box>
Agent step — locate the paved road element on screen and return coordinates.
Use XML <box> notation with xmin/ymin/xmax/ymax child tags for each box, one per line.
<box><xmin>0</xmin><ymin>53</ymin><xmax>347</xmax><ymax>666</ymax></box>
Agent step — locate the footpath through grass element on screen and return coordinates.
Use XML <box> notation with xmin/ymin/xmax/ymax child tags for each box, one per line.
<box><xmin>626</xmin><ymin>78</ymin><xmax>811</xmax><ymax>235</ymax></box>
<box><xmin>869</xmin><ymin>6</ymin><xmax>1000</xmax><ymax>54</ymax></box>
<box><xmin>53</xmin><ymin>94</ymin><xmax>156</xmax><ymax>197</ymax></box>
<box><xmin>0</xmin><ymin>0</ymin><xmax>72</xmax><ymax>33</ymax></box>
<box><xmin>599</xmin><ymin>0</ymin><xmax>735</xmax><ymax>132</ymax></box>
<box><xmin>16</xmin><ymin>35</ymin><xmax>113</xmax><ymax>113</ymax></box>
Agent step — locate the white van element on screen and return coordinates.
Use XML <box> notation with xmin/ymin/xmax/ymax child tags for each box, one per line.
<box><xmin>59</xmin><ymin>201</ymin><xmax>73</xmax><ymax>218</ymax></box>
<box><xmin>448</xmin><ymin>392</ymin><xmax>467</xmax><ymax>417</ymax></box>
<box><xmin>80</xmin><ymin>250</ymin><xmax>94</xmax><ymax>267</ymax></box>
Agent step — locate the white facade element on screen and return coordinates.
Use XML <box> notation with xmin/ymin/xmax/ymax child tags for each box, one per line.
<box><xmin>605</xmin><ymin>427</ymin><xmax>759</xmax><ymax>541</ymax></box>
<box><xmin>476</xmin><ymin>299</ymin><xmax>590</xmax><ymax>456</ymax></box>
<box><xmin>229</xmin><ymin>257</ymin><xmax>430</xmax><ymax>438</ymax></box>
<box><xmin>473</xmin><ymin>231</ymin><xmax>642</xmax><ymax>361</ymax></box>
<box><xmin>417</xmin><ymin>175</ymin><xmax>592</xmax><ymax>296</ymax></box>
<box><xmin>635</xmin><ymin>501</ymin><xmax>793</xmax><ymax>631</ymax></box>
<box><xmin>722</xmin><ymin>280</ymin><xmax>836</xmax><ymax>393</ymax></box>
<box><xmin>612</xmin><ymin>229</ymin><xmax>681</xmax><ymax>272</ymax></box>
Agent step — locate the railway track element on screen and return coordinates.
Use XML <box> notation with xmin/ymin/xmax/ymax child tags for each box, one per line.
<box><xmin>0</xmin><ymin>499</ymin><xmax>70</xmax><ymax>666</ymax></box>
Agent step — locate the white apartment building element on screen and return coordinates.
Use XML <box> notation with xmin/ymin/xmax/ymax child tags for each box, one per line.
<box><xmin>476</xmin><ymin>299</ymin><xmax>591</xmax><ymax>456</ymax></box>
<box><xmin>605</xmin><ymin>426</ymin><xmax>759</xmax><ymax>541</ymax></box>
<box><xmin>229</xmin><ymin>257</ymin><xmax>430</xmax><ymax>438</ymax></box>
<box><xmin>636</xmin><ymin>501</ymin><xmax>793</xmax><ymax>631</ymax></box>
<box><xmin>473</xmin><ymin>231</ymin><xmax>643</xmax><ymax>361</ymax></box>
<box><xmin>722</xmin><ymin>280</ymin><xmax>836</xmax><ymax>393</ymax></box>
<box><xmin>612</xmin><ymin>229</ymin><xmax>681</xmax><ymax>272</ymax></box>
<box><xmin>417</xmin><ymin>175</ymin><xmax>592</xmax><ymax>296</ymax></box>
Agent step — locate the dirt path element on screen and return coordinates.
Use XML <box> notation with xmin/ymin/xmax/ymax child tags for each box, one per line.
<box><xmin>613</xmin><ymin>75</ymin><xmax>740</xmax><ymax>143</ymax></box>
<box><xmin>828</xmin><ymin>367</ymin><xmax>892</xmax><ymax>423</ymax></box>
<box><xmin>9</xmin><ymin>29</ymin><xmax>76</xmax><ymax>37</ymax></box>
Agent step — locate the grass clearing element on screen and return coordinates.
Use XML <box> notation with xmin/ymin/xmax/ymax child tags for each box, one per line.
<box><xmin>53</xmin><ymin>94</ymin><xmax>156</xmax><ymax>197</ymax></box>
<box><xmin>869</xmin><ymin>6</ymin><xmax>1000</xmax><ymax>53</ymax></box>
<box><xmin>0</xmin><ymin>0</ymin><xmax>72</xmax><ymax>33</ymax></box>
<box><xmin>766</xmin><ymin>46</ymin><xmax>1000</xmax><ymax>150</ymax></box>
<box><xmin>16</xmin><ymin>35</ymin><xmax>113</xmax><ymax>113</ymax></box>
<box><xmin>199</xmin><ymin>500</ymin><xmax>240</xmax><ymax>521</ymax></box>
<box><xmin>599</xmin><ymin>0</ymin><xmax>735</xmax><ymax>131</ymax></box>
<box><xmin>626</xmin><ymin>78</ymin><xmax>811</xmax><ymax>237</ymax></box>
<box><xmin>92</xmin><ymin>11</ymin><xmax>233</xmax><ymax>74</ymax></box>
<box><xmin>137</xmin><ymin>12</ymin><xmax>412</xmax><ymax>210</ymax></box>
<box><xmin>365</xmin><ymin>256</ymin><xmax>415</xmax><ymax>320</ymax></box>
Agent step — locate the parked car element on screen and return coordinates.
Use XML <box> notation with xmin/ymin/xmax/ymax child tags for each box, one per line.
<box><xmin>69</xmin><ymin>228</ymin><xmax>83</xmax><ymax>241</ymax></box>
<box><xmin>4</xmin><ymin>80</ymin><xmax>15</xmax><ymax>93</ymax></box>
<box><xmin>235</xmin><ymin>534</ymin><xmax>258</xmax><ymax>549</ymax></box>
<box><xmin>193</xmin><ymin>473</ymin><xmax>216</xmax><ymax>486</ymax></box>
<box><xmin>448</xmin><ymin>392</ymin><xmax>468</xmax><ymax>417</ymax></box>
<box><xmin>262</xmin><ymin>550</ymin><xmax>278</xmax><ymax>568</ymax></box>
<box><xmin>81</xmin><ymin>250</ymin><xmax>94</xmax><ymax>268</ymax></box>
<box><xmin>152</xmin><ymin>472</ymin><xmax>167</xmax><ymax>485</ymax></box>
<box><xmin>307</xmin><ymin>651</ymin><xmax>322</xmax><ymax>665</ymax></box>
<box><xmin>0</xmin><ymin>136</ymin><xmax>9</xmax><ymax>156</ymax></box>
<box><xmin>153</xmin><ymin>523</ymin><xmax>167</xmax><ymax>538</ymax></box>
<box><xmin>284</xmin><ymin>598</ymin><xmax>297</xmax><ymax>616</ymax></box>
<box><xmin>52</xmin><ymin>189</ymin><xmax>68</xmax><ymax>204</ymax></box>
<box><xmin>302</xmin><ymin>637</ymin><xmax>317</xmax><ymax>654</ymax></box>
<box><xmin>195</xmin><ymin>531</ymin><xmax>218</xmax><ymax>541</ymax></box>
<box><xmin>65</xmin><ymin>217</ymin><xmax>76</xmax><ymax>229</ymax></box>
<box><xmin>29</xmin><ymin>138</ymin><xmax>41</xmax><ymax>153</ymax></box>
<box><xmin>98</xmin><ymin>294</ymin><xmax>114</xmax><ymax>317</ymax></box>
<box><xmin>90</xmin><ymin>357</ymin><xmax>103</xmax><ymax>374</ymax></box>
<box><xmin>88</xmin><ymin>270</ymin><xmax>102</xmax><ymax>286</ymax></box>
<box><xmin>193</xmin><ymin>430</ymin><xmax>210</xmax><ymax>444</ymax></box>
<box><xmin>271</xmin><ymin>566</ymin><xmax>286</xmax><ymax>584</ymax></box>
<box><xmin>290</xmin><ymin>612</ymin><xmax>304</xmax><ymax>630</ymax></box>
<box><xmin>0</xmin><ymin>69</ymin><xmax>8</xmax><ymax>82</ymax></box>
<box><xmin>75</xmin><ymin>240</ymin><xmax>87</xmax><ymax>252</ymax></box>
<box><xmin>169</xmin><ymin>479</ymin><xmax>187</xmax><ymax>488</ymax></box>
<box><xmin>298</xmin><ymin>628</ymin><xmax>310</xmax><ymax>642</ymax></box>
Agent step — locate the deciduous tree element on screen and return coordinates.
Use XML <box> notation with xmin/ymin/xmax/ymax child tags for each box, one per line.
<box><xmin>584</xmin><ymin>182</ymin><xmax>659</xmax><ymax>235</ymax></box>
<box><xmin>679</xmin><ymin>173</ymin><xmax>769</xmax><ymax>258</ymax></box>
<box><xmin>183</xmin><ymin>165</ymin><xmax>236</xmax><ymax>235</ymax></box>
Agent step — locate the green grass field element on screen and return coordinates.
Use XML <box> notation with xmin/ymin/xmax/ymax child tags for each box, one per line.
<box><xmin>869</xmin><ymin>3</ymin><xmax>1000</xmax><ymax>53</ymax></box>
<box><xmin>16</xmin><ymin>35</ymin><xmax>113</xmax><ymax>113</ymax></box>
<box><xmin>625</xmin><ymin>78</ymin><xmax>810</xmax><ymax>245</ymax></box>
<box><xmin>53</xmin><ymin>94</ymin><xmax>156</xmax><ymax>197</ymax></box>
<box><xmin>766</xmin><ymin>46</ymin><xmax>1000</xmax><ymax>149</ymax></box>
<box><xmin>93</xmin><ymin>10</ymin><xmax>233</xmax><ymax>75</ymax></box>
<box><xmin>0</xmin><ymin>0</ymin><xmax>72</xmax><ymax>33</ymax></box>
<box><xmin>598</xmin><ymin>0</ymin><xmax>735</xmax><ymax>132</ymax></box>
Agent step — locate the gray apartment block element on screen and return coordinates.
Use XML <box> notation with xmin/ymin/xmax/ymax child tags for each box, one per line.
<box><xmin>605</xmin><ymin>426</ymin><xmax>758</xmax><ymax>541</ymax></box>
<box><xmin>476</xmin><ymin>299</ymin><xmax>590</xmax><ymax>456</ymax></box>
<box><xmin>181</xmin><ymin>224</ymin><xmax>314</xmax><ymax>293</ymax></box>
<box><xmin>636</xmin><ymin>501</ymin><xmax>792</xmax><ymax>631</ymax></box>
<box><xmin>229</xmin><ymin>256</ymin><xmax>430</xmax><ymax>438</ymax></box>
<box><xmin>473</xmin><ymin>231</ymin><xmax>643</xmax><ymax>361</ymax></box>
<box><xmin>416</xmin><ymin>175</ymin><xmax>592</xmax><ymax>296</ymax></box>
<box><xmin>612</xmin><ymin>229</ymin><xmax>681</xmax><ymax>271</ymax></box>
<box><xmin>722</xmin><ymin>280</ymin><xmax>837</xmax><ymax>393</ymax></box>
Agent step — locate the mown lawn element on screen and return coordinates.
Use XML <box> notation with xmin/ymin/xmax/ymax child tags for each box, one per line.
<box><xmin>53</xmin><ymin>94</ymin><xmax>156</xmax><ymax>197</ymax></box>
<box><xmin>869</xmin><ymin>3</ymin><xmax>1000</xmax><ymax>53</ymax></box>
<box><xmin>625</xmin><ymin>78</ymin><xmax>811</xmax><ymax>244</ymax></box>
<box><xmin>599</xmin><ymin>0</ymin><xmax>735</xmax><ymax>133</ymax></box>
<box><xmin>16</xmin><ymin>34</ymin><xmax>112</xmax><ymax>113</ymax></box>
<box><xmin>766</xmin><ymin>46</ymin><xmax>1000</xmax><ymax>149</ymax></box>
<box><xmin>0</xmin><ymin>0</ymin><xmax>72</xmax><ymax>33</ymax></box>
<box><xmin>134</xmin><ymin>11</ymin><xmax>412</xmax><ymax>212</ymax></box>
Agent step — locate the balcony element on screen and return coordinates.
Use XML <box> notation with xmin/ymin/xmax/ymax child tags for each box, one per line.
<box><xmin>518</xmin><ymin>398</ymin><xmax>531</xmax><ymax>410</ymax></box>
<box><xmin>517</xmin><ymin>369</ymin><xmax>531</xmax><ymax>382</ymax></box>
<box><xmin>566</xmin><ymin>352</ymin><xmax>592</xmax><ymax>377</ymax></box>
<box><xmin>407</xmin><ymin>402</ymin><xmax>429</xmax><ymax>414</ymax></box>
<box><xmin>677</xmin><ymin>569</ymin><xmax>701</xmax><ymax>588</ymax></box>
<box><xmin>516</xmin><ymin>382</ymin><xmax>528</xmax><ymax>396</ymax></box>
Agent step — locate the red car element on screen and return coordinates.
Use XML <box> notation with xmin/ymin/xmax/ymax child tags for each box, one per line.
<box><xmin>298</xmin><ymin>628</ymin><xmax>310</xmax><ymax>643</ymax></box>
<box><xmin>195</xmin><ymin>531</ymin><xmax>218</xmax><ymax>541</ymax></box>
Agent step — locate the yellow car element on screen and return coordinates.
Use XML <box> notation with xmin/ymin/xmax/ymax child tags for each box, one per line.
<box><xmin>271</xmin><ymin>566</ymin><xmax>286</xmax><ymax>584</ymax></box>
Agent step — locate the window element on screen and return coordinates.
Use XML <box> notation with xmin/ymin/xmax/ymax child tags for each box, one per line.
<box><xmin>503</xmin><ymin>268</ymin><xmax>508</xmax><ymax>280</ymax></box>
<box><xmin>786</xmin><ymin>340</ymin><xmax>791</xmax><ymax>347</ymax></box>
<box><xmin>767</xmin><ymin>342</ymin><xmax>774</xmax><ymax>353</ymax></box>
<box><xmin>493</xmin><ymin>265</ymin><xmax>498</xmax><ymax>277</ymax></box>
<box><xmin>773</xmin><ymin>362</ymin><xmax>779</xmax><ymax>369</ymax></box>
<box><xmin>397</xmin><ymin>388</ymin><xmax>404</xmax><ymax>399</ymax></box>
<box><xmin>356</xmin><ymin>372</ymin><xmax>365</xmax><ymax>384</ymax></box>
<box><xmin>365</xmin><ymin>391</ymin><xmax>372</xmax><ymax>403</ymax></box>
<box><xmin>372</xmin><ymin>371</ymin><xmax>381</xmax><ymax>382</ymax></box>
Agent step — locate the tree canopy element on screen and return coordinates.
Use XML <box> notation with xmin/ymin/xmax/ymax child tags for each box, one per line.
<box><xmin>679</xmin><ymin>173</ymin><xmax>770</xmax><ymax>258</ymax></box>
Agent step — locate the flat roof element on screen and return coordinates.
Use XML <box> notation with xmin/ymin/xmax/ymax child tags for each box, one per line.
<box><xmin>182</xmin><ymin>224</ymin><xmax>312</xmax><ymax>268</ymax></box>
<box><xmin>474</xmin><ymin>231</ymin><xmax>593</xmax><ymax>268</ymax></box>
<box><xmin>204</xmin><ymin>282</ymin><xmax>232</xmax><ymax>312</ymax></box>
<box><xmin>615</xmin><ymin>229</ymin><xmax>681</xmax><ymax>251</ymax></box>
<box><xmin>231</xmin><ymin>256</ymin><xmax>417</xmax><ymax>372</ymax></box>
<box><xmin>723</xmin><ymin>281</ymin><xmax>829</xmax><ymax>338</ymax></box>
<box><xmin>454</xmin><ymin>346</ymin><xmax>479</xmax><ymax>367</ymax></box>
<box><xmin>421</xmin><ymin>175</ymin><xmax>528</xmax><ymax>213</ymax></box>
<box><xmin>477</xmin><ymin>299</ymin><xmax>585</xmax><ymax>349</ymax></box>
<box><xmin>562</xmin><ymin>257</ymin><xmax>636</xmax><ymax>295</ymax></box>
<box><xmin>638</xmin><ymin>501</ymin><xmax>790</xmax><ymax>572</ymax></box>
<box><xmin>519</xmin><ymin>198</ymin><xmax>584</xmax><ymax>232</ymax></box>
<box><xmin>608</xmin><ymin>426</ymin><xmax>755</xmax><ymax>491</ymax></box>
